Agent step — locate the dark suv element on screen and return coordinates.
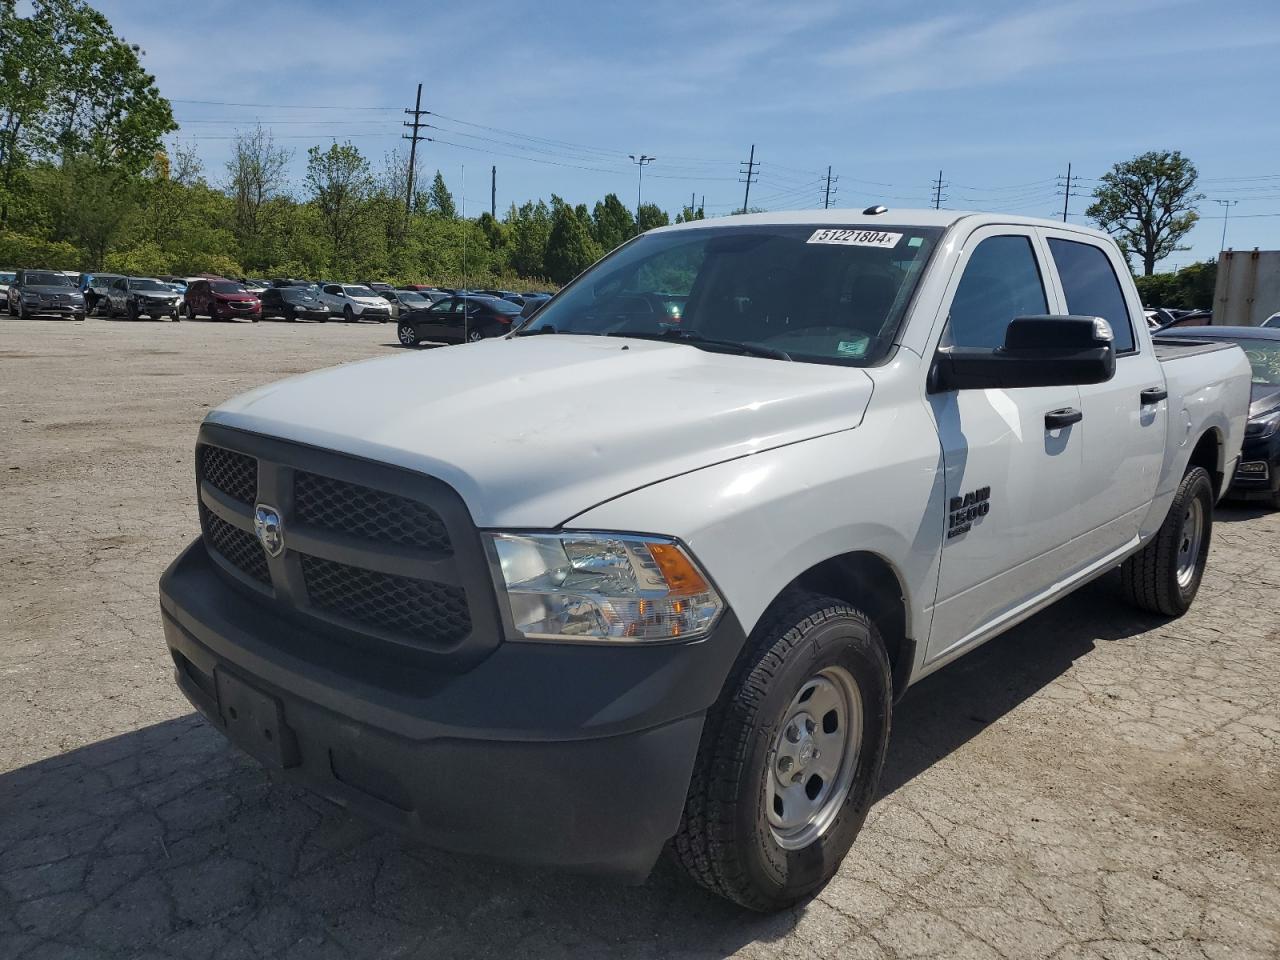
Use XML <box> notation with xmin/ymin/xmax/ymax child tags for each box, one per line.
<box><xmin>260</xmin><ymin>285</ymin><xmax>330</xmax><ymax>322</ymax></box>
<box><xmin>6</xmin><ymin>269</ymin><xmax>86</xmax><ymax>320</ymax></box>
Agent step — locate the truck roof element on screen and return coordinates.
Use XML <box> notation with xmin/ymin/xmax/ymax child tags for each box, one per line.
<box><xmin>656</xmin><ymin>207</ymin><xmax>1113</xmax><ymax>242</ymax></box>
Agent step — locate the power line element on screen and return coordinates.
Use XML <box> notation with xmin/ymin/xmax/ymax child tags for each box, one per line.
<box><xmin>1212</xmin><ymin>199</ymin><xmax>1239</xmax><ymax>253</ymax></box>
<box><xmin>170</xmin><ymin>98</ymin><xmax>398</xmax><ymax>110</ymax></box>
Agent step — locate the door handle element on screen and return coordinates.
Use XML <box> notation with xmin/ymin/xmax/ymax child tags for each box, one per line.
<box><xmin>1045</xmin><ymin>407</ymin><xmax>1083</xmax><ymax>429</ymax></box>
<box><xmin>1140</xmin><ymin>386</ymin><xmax>1168</xmax><ymax>404</ymax></box>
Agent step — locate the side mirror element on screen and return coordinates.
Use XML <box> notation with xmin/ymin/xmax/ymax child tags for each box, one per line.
<box><xmin>930</xmin><ymin>315</ymin><xmax>1116</xmax><ymax>392</ymax></box>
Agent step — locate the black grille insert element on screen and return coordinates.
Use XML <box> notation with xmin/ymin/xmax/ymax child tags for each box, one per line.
<box><xmin>294</xmin><ymin>471</ymin><xmax>451</xmax><ymax>553</ymax></box>
<box><xmin>301</xmin><ymin>554</ymin><xmax>470</xmax><ymax>646</ymax></box>
<box><xmin>201</xmin><ymin>505</ymin><xmax>270</xmax><ymax>585</ymax></box>
<box><xmin>199</xmin><ymin>444</ymin><xmax>258</xmax><ymax>505</ymax></box>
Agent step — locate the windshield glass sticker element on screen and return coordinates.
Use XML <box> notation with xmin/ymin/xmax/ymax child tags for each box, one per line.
<box><xmin>807</xmin><ymin>229</ymin><xmax>902</xmax><ymax>248</ymax></box>
<box><xmin>947</xmin><ymin>486</ymin><xmax>991</xmax><ymax>539</ymax></box>
<box><xmin>836</xmin><ymin>338</ymin><xmax>869</xmax><ymax>356</ymax></box>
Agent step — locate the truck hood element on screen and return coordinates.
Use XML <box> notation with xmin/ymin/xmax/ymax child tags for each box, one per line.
<box><xmin>207</xmin><ymin>335</ymin><xmax>874</xmax><ymax>526</ymax></box>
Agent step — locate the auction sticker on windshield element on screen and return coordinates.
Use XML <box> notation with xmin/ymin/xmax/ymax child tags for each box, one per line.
<box><xmin>807</xmin><ymin>228</ymin><xmax>902</xmax><ymax>247</ymax></box>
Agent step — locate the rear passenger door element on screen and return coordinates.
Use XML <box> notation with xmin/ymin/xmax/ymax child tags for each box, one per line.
<box><xmin>1040</xmin><ymin>230</ymin><xmax>1167</xmax><ymax>556</ymax></box>
<box><xmin>927</xmin><ymin>228</ymin><xmax>1086</xmax><ymax>662</ymax></box>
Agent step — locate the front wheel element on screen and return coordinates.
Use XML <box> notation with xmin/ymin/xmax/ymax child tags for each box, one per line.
<box><xmin>1121</xmin><ymin>465</ymin><xmax>1214</xmax><ymax>617</ymax></box>
<box><xmin>466</xmin><ymin>328</ymin><xmax>485</xmax><ymax>343</ymax></box>
<box><xmin>397</xmin><ymin>321</ymin><xmax>420</xmax><ymax>346</ymax></box>
<box><xmin>672</xmin><ymin>591</ymin><xmax>892</xmax><ymax>911</ymax></box>
<box><xmin>343</xmin><ymin>305</ymin><xmax>355</xmax><ymax>323</ymax></box>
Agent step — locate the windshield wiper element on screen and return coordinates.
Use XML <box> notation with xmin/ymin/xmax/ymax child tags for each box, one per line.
<box><xmin>607</xmin><ymin>329</ymin><xmax>791</xmax><ymax>361</ymax></box>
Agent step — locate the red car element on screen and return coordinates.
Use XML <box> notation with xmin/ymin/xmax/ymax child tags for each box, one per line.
<box><xmin>185</xmin><ymin>278</ymin><xmax>262</xmax><ymax>321</ymax></box>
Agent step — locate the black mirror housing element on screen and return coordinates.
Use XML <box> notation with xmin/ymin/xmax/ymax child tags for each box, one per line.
<box><xmin>931</xmin><ymin>315</ymin><xmax>1116</xmax><ymax>392</ymax></box>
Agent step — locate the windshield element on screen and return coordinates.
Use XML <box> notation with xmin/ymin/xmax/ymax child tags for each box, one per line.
<box><xmin>1223</xmin><ymin>338</ymin><xmax>1280</xmax><ymax>386</ymax></box>
<box><xmin>210</xmin><ymin>281</ymin><xmax>246</xmax><ymax>294</ymax></box>
<box><xmin>130</xmin><ymin>279</ymin><xmax>168</xmax><ymax>291</ymax></box>
<box><xmin>283</xmin><ymin>286</ymin><xmax>318</xmax><ymax>299</ymax></box>
<box><xmin>26</xmin><ymin>271</ymin><xmax>73</xmax><ymax>287</ymax></box>
<box><xmin>344</xmin><ymin>285</ymin><xmax>376</xmax><ymax>298</ymax></box>
<box><xmin>518</xmin><ymin>224</ymin><xmax>943</xmax><ymax>365</ymax></box>
<box><xmin>398</xmin><ymin>292</ymin><xmax>428</xmax><ymax>305</ymax></box>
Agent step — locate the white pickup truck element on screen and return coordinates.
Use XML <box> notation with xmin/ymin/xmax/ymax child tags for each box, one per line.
<box><xmin>159</xmin><ymin>210</ymin><xmax>1251</xmax><ymax>911</ymax></box>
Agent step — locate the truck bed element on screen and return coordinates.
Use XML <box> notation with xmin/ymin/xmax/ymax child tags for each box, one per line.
<box><xmin>1152</xmin><ymin>338</ymin><xmax>1237</xmax><ymax>362</ymax></box>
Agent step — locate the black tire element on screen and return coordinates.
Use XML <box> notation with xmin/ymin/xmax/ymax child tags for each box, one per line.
<box><xmin>343</xmin><ymin>305</ymin><xmax>355</xmax><ymax>323</ymax></box>
<box><xmin>397</xmin><ymin>321</ymin><xmax>420</xmax><ymax>346</ymax></box>
<box><xmin>126</xmin><ymin>303</ymin><xmax>138</xmax><ymax>321</ymax></box>
<box><xmin>74</xmin><ymin>312</ymin><xmax>85</xmax><ymax>322</ymax></box>
<box><xmin>672</xmin><ymin>591</ymin><xmax>892</xmax><ymax>912</ymax></box>
<box><xmin>1121</xmin><ymin>465</ymin><xmax>1214</xmax><ymax>617</ymax></box>
<box><xmin>17</xmin><ymin>299</ymin><xmax>27</xmax><ymax>320</ymax></box>
<box><xmin>467</xmin><ymin>327</ymin><xmax>485</xmax><ymax>343</ymax></box>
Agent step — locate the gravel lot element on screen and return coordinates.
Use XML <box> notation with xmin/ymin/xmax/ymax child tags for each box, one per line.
<box><xmin>2</xmin><ymin>316</ymin><xmax>1278</xmax><ymax>960</ymax></box>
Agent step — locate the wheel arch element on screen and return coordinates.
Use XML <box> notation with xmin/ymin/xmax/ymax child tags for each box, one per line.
<box><xmin>774</xmin><ymin>550</ymin><xmax>915</xmax><ymax>702</ymax></box>
<box><xmin>1187</xmin><ymin>427</ymin><xmax>1225</xmax><ymax>498</ymax></box>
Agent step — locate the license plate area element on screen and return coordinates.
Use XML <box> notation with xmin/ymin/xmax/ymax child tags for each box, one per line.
<box><xmin>215</xmin><ymin>669</ymin><xmax>300</xmax><ymax>769</ymax></box>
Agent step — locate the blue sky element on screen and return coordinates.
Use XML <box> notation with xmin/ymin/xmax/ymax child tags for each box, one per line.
<box><xmin>94</xmin><ymin>0</ymin><xmax>1280</xmax><ymax>270</ymax></box>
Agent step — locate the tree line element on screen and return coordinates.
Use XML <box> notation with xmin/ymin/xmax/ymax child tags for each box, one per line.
<box><xmin>0</xmin><ymin>1</ymin><xmax>1217</xmax><ymax>296</ymax></box>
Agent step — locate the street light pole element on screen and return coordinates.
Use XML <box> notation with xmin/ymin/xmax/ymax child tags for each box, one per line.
<box><xmin>1213</xmin><ymin>199</ymin><xmax>1239</xmax><ymax>254</ymax></box>
<box><xmin>629</xmin><ymin>154</ymin><xmax>655</xmax><ymax>236</ymax></box>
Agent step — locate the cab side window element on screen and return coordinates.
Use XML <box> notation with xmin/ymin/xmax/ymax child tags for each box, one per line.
<box><xmin>1047</xmin><ymin>238</ymin><xmax>1136</xmax><ymax>353</ymax></box>
<box><xmin>946</xmin><ymin>235</ymin><xmax>1048</xmax><ymax>349</ymax></box>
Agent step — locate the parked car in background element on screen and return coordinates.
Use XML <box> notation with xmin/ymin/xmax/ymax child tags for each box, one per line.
<box><xmin>318</xmin><ymin>283</ymin><xmax>392</xmax><ymax>322</ymax></box>
<box><xmin>1160</xmin><ymin>309</ymin><xmax>1212</xmax><ymax>329</ymax></box>
<box><xmin>1157</xmin><ymin>325</ymin><xmax>1280</xmax><ymax>507</ymax></box>
<box><xmin>185</xmin><ymin>278</ymin><xmax>262</xmax><ymax>321</ymax></box>
<box><xmin>477</xmin><ymin>288</ymin><xmax>524</xmax><ymax>305</ymax></box>
<box><xmin>0</xmin><ymin>269</ymin><xmax>15</xmax><ymax>300</ymax></box>
<box><xmin>1263</xmin><ymin>311</ymin><xmax>1280</xmax><ymax>329</ymax></box>
<box><xmin>238</xmin><ymin>278</ymin><xmax>269</xmax><ymax>294</ymax></box>
<box><xmin>105</xmin><ymin>276</ymin><xmax>182</xmax><ymax>320</ymax></box>
<box><xmin>259</xmin><ymin>285</ymin><xmax>330</xmax><ymax>322</ymax></box>
<box><xmin>80</xmin><ymin>273</ymin><xmax>124</xmax><ymax>314</ymax></box>
<box><xmin>396</xmin><ymin>293</ymin><xmax>523</xmax><ymax>345</ymax></box>
<box><xmin>380</xmin><ymin>288</ymin><xmax>435</xmax><ymax>319</ymax></box>
<box><xmin>362</xmin><ymin>281</ymin><xmax>394</xmax><ymax>293</ymax></box>
<box><xmin>6</xmin><ymin>269</ymin><xmax>86</xmax><ymax>320</ymax></box>
<box><xmin>519</xmin><ymin>291</ymin><xmax>553</xmax><ymax>317</ymax></box>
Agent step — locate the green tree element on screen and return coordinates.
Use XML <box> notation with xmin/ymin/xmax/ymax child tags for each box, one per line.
<box><xmin>1087</xmin><ymin>150</ymin><xmax>1202</xmax><ymax>276</ymax></box>
<box><xmin>426</xmin><ymin>170</ymin><xmax>456</xmax><ymax>218</ymax></box>
<box><xmin>304</xmin><ymin>141</ymin><xmax>374</xmax><ymax>271</ymax></box>
<box><xmin>506</xmin><ymin>199</ymin><xmax>552</xmax><ymax>278</ymax></box>
<box><xmin>544</xmin><ymin>202</ymin><xmax>601</xmax><ymax>284</ymax></box>
<box><xmin>226</xmin><ymin>125</ymin><xmax>291</xmax><ymax>269</ymax></box>
<box><xmin>637</xmin><ymin>202</ymin><xmax>669</xmax><ymax>233</ymax></box>
<box><xmin>675</xmin><ymin>204</ymin><xmax>705</xmax><ymax>223</ymax></box>
<box><xmin>591</xmin><ymin>193</ymin><xmax>634</xmax><ymax>252</ymax></box>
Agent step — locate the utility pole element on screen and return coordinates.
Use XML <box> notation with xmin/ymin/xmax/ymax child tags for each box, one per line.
<box><xmin>1213</xmin><ymin>199</ymin><xmax>1239</xmax><ymax>253</ymax></box>
<box><xmin>1061</xmin><ymin>162</ymin><xmax>1072</xmax><ymax>222</ymax></box>
<box><xmin>823</xmin><ymin>165</ymin><xmax>838</xmax><ymax>209</ymax></box>
<box><xmin>402</xmin><ymin>83</ymin><xmax>426</xmax><ymax>214</ymax></box>
<box><xmin>690</xmin><ymin>192</ymin><xmax>696</xmax><ymax>215</ymax></box>
<box><xmin>628</xmin><ymin>154</ymin><xmax>655</xmax><ymax>235</ymax></box>
<box><xmin>700</xmin><ymin>195</ymin><xmax>705</xmax><ymax>217</ymax></box>
<box><xmin>931</xmin><ymin>169</ymin><xmax>948</xmax><ymax>210</ymax></box>
<box><xmin>739</xmin><ymin>144</ymin><xmax>759</xmax><ymax>214</ymax></box>
<box><xmin>490</xmin><ymin>165</ymin><xmax>496</xmax><ymax>219</ymax></box>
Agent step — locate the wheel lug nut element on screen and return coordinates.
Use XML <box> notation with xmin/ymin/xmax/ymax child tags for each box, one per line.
<box><xmin>785</xmin><ymin>724</ymin><xmax>800</xmax><ymax>743</ymax></box>
<box><xmin>778</xmin><ymin>755</ymin><xmax>793</xmax><ymax>773</ymax></box>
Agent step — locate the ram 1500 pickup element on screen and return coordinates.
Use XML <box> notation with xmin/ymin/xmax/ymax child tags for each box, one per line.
<box><xmin>159</xmin><ymin>210</ymin><xmax>1251</xmax><ymax>911</ymax></box>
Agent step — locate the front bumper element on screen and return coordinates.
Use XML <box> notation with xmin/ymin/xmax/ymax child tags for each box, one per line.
<box><xmin>24</xmin><ymin>301</ymin><xmax>83</xmax><ymax>316</ymax></box>
<box><xmin>159</xmin><ymin>539</ymin><xmax>744</xmax><ymax>880</ymax></box>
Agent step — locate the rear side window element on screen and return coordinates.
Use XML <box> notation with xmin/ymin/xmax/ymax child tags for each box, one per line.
<box><xmin>947</xmin><ymin>235</ymin><xmax>1048</xmax><ymax>349</ymax></box>
<box><xmin>1047</xmin><ymin>238</ymin><xmax>1135</xmax><ymax>353</ymax></box>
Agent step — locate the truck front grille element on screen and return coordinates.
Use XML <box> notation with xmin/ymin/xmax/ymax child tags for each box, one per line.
<box><xmin>294</xmin><ymin>471</ymin><xmax>451</xmax><ymax>552</ymax></box>
<box><xmin>300</xmin><ymin>554</ymin><xmax>471</xmax><ymax>644</ymax></box>
<box><xmin>199</xmin><ymin>444</ymin><xmax>257</xmax><ymax>504</ymax></box>
<box><xmin>200</xmin><ymin>504</ymin><xmax>271</xmax><ymax>585</ymax></box>
<box><xmin>194</xmin><ymin>425</ymin><xmax>500</xmax><ymax>663</ymax></box>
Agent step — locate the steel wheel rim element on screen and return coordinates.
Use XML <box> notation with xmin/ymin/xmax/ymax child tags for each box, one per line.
<box><xmin>765</xmin><ymin>665</ymin><xmax>862</xmax><ymax>850</ymax></box>
<box><xmin>1176</xmin><ymin>497</ymin><xmax>1204</xmax><ymax>588</ymax></box>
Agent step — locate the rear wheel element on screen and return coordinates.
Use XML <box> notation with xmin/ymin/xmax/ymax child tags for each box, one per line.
<box><xmin>467</xmin><ymin>328</ymin><xmax>485</xmax><ymax>343</ymax></box>
<box><xmin>1121</xmin><ymin>465</ymin><xmax>1214</xmax><ymax>617</ymax></box>
<box><xmin>672</xmin><ymin>591</ymin><xmax>892</xmax><ymax>911</ymax></box>
<box><xmin>397</xmin><ymin>321</ymin><xmax>420</xmax><ymax>346</ymax></box>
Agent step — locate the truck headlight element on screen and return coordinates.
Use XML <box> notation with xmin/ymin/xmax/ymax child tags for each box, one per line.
<box><xmin>486</xmin><ymin>532</ymin><xmax>723</xmax><ymax>643</ymax></box>
<box><xmin>1245</xmin><ymin>410</ymin><xmax>1280</xmax><ymax>440</ymax></box>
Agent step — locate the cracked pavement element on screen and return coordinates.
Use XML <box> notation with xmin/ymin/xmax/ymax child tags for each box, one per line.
<box><xmin>2</xmin><ymin>317</ymin><xmax>1278</xmax><ymax>959</ymax></box>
